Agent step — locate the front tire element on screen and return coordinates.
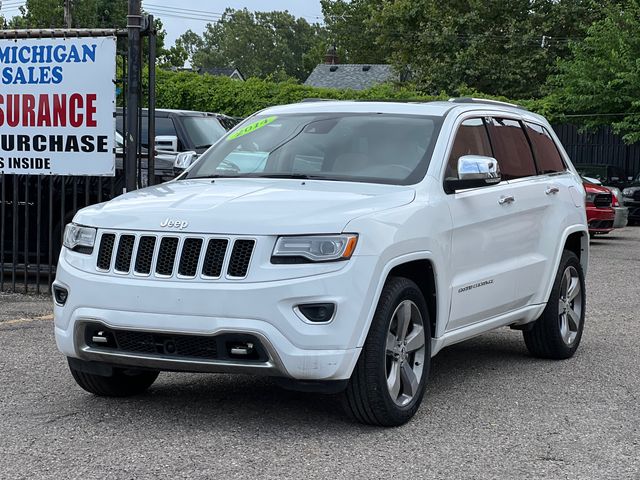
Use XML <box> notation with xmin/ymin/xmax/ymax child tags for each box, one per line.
<box><xmin>69</xmin><ymin>360</ymin><xmax>159</xmax><ymax>397</ymax></box>
<box><xmin>343</xmin><ymin>277</ymin><xmax>431</xmax><ymax>427</ymax></box>
<box><xmin>523</xmin><ymin>251</ymin><xmax>586</xmax><ymax>359</ymax></box>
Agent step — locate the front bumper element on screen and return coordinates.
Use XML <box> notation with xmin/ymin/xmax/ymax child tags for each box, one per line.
<box><xmin>54</xmin><ymin>251</ymin><xmax>379</xmax><ymax>381</ymax></box>
<box><xmin>613</xmin><ymin>206</ymin><xmax>629</xmax><ymax>229</ymax></box>
<box><xmin>586</xmin><ymin>206</ymin><xmax>615</xmax><ymax>233</ymax></box>
<box><xmin>622</xmin><ymin>199</ymin><xmax>640</xmax><ymax>222</ymax></box>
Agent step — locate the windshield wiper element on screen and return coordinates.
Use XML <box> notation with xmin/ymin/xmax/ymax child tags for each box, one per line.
<box><xmin>187</xmin><ymin>173</ymin><xmax>339</xmax><ymax>181</ymax></box>
<box><xmin>188</xmin><ymin>174</ymin><xmax>233</xmax><ymax>179</ymax></box>
<box><xmin>253</xmin><ymin>173</ymin><xmax>311</xmax><ymax>179</ymax></box>
<box><xmin>250</xmin><ymin>173</ymin><xmax>338</xmax><ymax>180</ymax></box>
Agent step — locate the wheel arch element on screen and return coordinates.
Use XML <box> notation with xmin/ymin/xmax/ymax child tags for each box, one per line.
<box><xmin>359</xmin><ymin>252</ymin><xmax>443</xmax><ymax>349</ymax></box>
<box><xmin>542</xmin><ymin>226</ymin><xmax>589</xmax><ymax>304</ymax></box>
<box><xmin>387</xmin><ymin>260</ymin><xmax>437</xmax><ymax>340</ymax></box>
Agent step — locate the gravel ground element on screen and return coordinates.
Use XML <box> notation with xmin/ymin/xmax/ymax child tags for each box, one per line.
<box><xmin>0</xmin><ymin>292</ymin><xmax>52</xmax><ymax>322</ymax></box>
<box><xmin>0</xmin><ymin>228</ymin><xmax>638</xmax><ymax>479</ymax></box>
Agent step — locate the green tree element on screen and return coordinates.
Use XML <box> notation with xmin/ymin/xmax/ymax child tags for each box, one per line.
<box><xmin>373</xmin><ymin>0</ymin><xmax>614</xmax><ymax>98</ymax></box>
<box><xmin>549</xmin><ymin>0</ymin><xmax>640</xmax><ymax>142</ymax></box>
<box><xmin>320</xmin><ymin>0</ymin><xmax>386</xmax><ymax>64</ymax></box>
<box><xmin>165</xmin><ymin>29</ymin><xmax>203</xmax><ymax>68</ymax></box>
<box><xmin>179</xmin><ymin>8</ymin><xmax>325</xmax><ymax>81</ymax></box>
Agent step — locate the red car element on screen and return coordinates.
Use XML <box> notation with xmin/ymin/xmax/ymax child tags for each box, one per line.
<box><xmin>584</xmin><ymin>181</ymin><xmax>615</xmax><ymax>235</ymax></box>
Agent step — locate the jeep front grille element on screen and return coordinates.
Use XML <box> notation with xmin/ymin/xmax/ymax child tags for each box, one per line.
<box><xmin>155</xmin><ymin>237</ymin><xmax>179</xmax><ymax>276</ymax></box>
<box><xmin>134</xmin><ymin>236</ymin><xmax>156</xmax><ymax>274</ymax></box>
<box><xmin>95</xmin><ymin>232</ymin><xmax>255</xmax><ymax>280</ymax></box>
<box><xmin>114</xmin><ymin>235</ymin><xmax>135</xmax><ymax>273</ymax></box>
<box><xmin>202</xmin><ymin>239</ymin><xmax>228</xmax><ymax>278</ymax></box>
<box><xmin>96</xmin><ymin>233</ymin><xmax>116</xmax><ymax>271</ymax></box>
<box><xmin>227</xmin><ymin>239</ymin><xmax>255</xmax><ymax>278</ymax></box>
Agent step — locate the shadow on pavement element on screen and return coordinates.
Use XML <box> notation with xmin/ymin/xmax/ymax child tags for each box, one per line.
<box><xmin>64</xmin><ymin>330</ymin><xmax>548</xmax><ymax>431</ymax></box>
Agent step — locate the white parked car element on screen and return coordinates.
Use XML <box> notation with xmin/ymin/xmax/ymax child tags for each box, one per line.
<box><xmin>54</xmin><ymin>99</ymin><xmax>589</xmax><ymax>426</ymax></box>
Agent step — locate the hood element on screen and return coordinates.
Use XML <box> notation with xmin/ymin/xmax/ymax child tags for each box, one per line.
<box><xmin>583</xmin><ymin>181</ymin><xmax>611</xmax><ymax>194</ymax></box>
<box><xmin>74</xmin><ymin>178</ymin><xmax>416</xmax><ymax>235</ymax></box>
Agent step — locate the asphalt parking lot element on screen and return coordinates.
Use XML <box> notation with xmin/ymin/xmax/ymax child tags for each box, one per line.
<box><xmin>1</xmin><ymin>228</ymin><xmax>638</xmax><ymax>480</ymax></box>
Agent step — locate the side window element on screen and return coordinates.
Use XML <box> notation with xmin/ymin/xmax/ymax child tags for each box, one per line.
<box><xmin>141</xmin><ymin>117</ymin><xmax>179</xmax><ymax>149</ymax></box>
<box><xmin>486</xmin><ymin>118</ymin><xmax>536</xmax><ymax>180</ymax></box>
<box><xmin>525</xmin><ymin>122</ymin><xmax>566</xmax><ymax>174</ymax></box>
<box><xmin>447</xmin><ymin>118</ymin><xmax>492</xmax><ymax>178</ymax></box>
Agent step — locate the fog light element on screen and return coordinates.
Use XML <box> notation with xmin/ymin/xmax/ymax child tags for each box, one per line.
<box><xmin>53</xmin><ymin>285</ymin><xmax>68</xmax><ymax>306</ymax></box>
<box><xmin>297</xmin><ymin>303</ymin><xmax>335</xmax><ymax>323</ymax></box>
<box><xmin>226</xmin><ymin>341</ymin><xmax>259</xmax><ymax>360</ymax></box>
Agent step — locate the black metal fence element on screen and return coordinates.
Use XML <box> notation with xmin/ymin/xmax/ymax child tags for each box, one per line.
<box><xmin>554</xmin><ymin>124</ymin><xmax>640</xmax><ymax>177</ymax></box>
<box><xmin>0</xmin><ymin>175</ymin><xmax>123</xmax><ymax>293</ymax></box>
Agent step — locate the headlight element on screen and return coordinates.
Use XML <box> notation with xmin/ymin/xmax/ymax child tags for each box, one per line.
<box><xmin>272</xmin><ymin>234</ymin><xmax>358</xmax><ymax>263</ymax></box>
<box><xmin>63</xmin><ymin>223</ymin><xmax>97</xmax><ymax>253</ymax></box>
<box><xmin>585</xmin><ymin>192</ymin><xmax>596</xmax><ymax>203</ymax></box>
<box><xmin>622</xmin><ymin>188</ymin><xmax>635</xmax><ymax>198</ymax></box>
<box><xmin>174</xmin><ymin>151</ymin><xmax>197</xmax><ymax>170</ymax></box>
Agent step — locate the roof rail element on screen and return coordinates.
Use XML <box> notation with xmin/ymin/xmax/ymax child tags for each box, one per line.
<box><xmin>448</xmin><ymin>97</ymin><xmax>526</xmax><ymax>110</ymax></box>
<box><xmin>299</xmin><ymin>98</ymin><xmax>336</xmax><ymax>103</ymax></box>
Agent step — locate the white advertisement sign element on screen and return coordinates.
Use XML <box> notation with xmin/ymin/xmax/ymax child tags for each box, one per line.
<box><xmin>0</xmin><ymin>36</ymin><xmax>117</xmax><ymax>175</ymax></box>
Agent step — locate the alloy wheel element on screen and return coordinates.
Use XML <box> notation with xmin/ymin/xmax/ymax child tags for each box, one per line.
<box><xmin>385</xmin><ymin>300</ymin><xmax>427</xmax><ymax>406</ymax></box>
<box><xmin>558</xmin><ymin>265</ymin><xmax>583</xmax><ymax>345</ymax></box>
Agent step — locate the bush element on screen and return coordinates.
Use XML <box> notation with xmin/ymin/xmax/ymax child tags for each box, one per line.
<box><xmin>153</xmin><ymin>69</ymin><xmax>550</xmax><ymax>119</ymax></box>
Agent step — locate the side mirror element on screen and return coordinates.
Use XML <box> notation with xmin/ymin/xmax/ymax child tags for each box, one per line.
<box><xmin>444</xmin><ymin>155</ymin><xmax>502</xmax><ymax>193</ymax></box>
<box><xmin>173</xmin><ymin>151</ymin><xmax>197</xmax><ymax>176</ymax></box>
<box><xmin>155</xmin><ymin>135</ymin><xmax>178</xmax><ymax>153</ymax></box>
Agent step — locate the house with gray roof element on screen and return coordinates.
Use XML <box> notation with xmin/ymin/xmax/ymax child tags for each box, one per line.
<box><xmin>199</xmin><ymin>67</ymin><xmax>245</xmax><ymax>81</ymax></box>
<box><xmin>304</xmin><ymin>64</ymin><xmax>397</xmax><ymax>90</ymax></box>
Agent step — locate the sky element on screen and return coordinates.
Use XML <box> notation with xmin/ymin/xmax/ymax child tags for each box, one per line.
<box><xmin>0</xmin><ymin>1</ymin><xmax>325</xmax><ymax>47</ymax></box>
<box><xmin>148</xmin><ymin>1</ymin><xmax>325</xmax><ymax>46</ymax></box>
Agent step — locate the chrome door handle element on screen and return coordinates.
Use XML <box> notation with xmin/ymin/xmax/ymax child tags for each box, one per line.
<box><xmin>546</xmin><ymin>186</ymin><xmax>560</xmax><ymax>195</ymax></box>
<box><xmin>498</xmin><ymin>195</ymin><xmax>515</xmax><ymax>205</ymax></box>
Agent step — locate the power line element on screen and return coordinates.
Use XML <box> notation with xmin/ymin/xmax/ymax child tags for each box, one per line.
<box><xmin>0</xmin><ymin>0</ymin><xmax>26</xmax><ymax>13</ymax></box>
<box><xmin>144</xmin><ymin>10</ymin><xmax>223</xmax><ymax>23</ymax></box>
<box><xmin>144</xmin><ymin>5</ymin><xmax>579</xmax><ymax>42</ymax></box>
<box><xmin>1</xmin><ymin>0</ymin><xmax>25</xmax><ymax>7</ymax></box>
<box><xmin>564</xmin><ymin>113</ymin><xmax>640</xmax><ymax>118</ymax></box>
<box><xmin>144</xmin><ymin>3</ymin><xmax>323</xmax><ymax>24</ymax></box>
<box><xmin>1</xmin><ymin>4</ymin><xmax>24</xmax><ymax>11</ymax></box>
<box><xmin>145</xmin><ymin>10</ymin><xmax>222</xmax><ymax>21</ymax></box>
<box><xmin>0</xmin><ymin>7</ymin><xmax>24</xmax><ymax>16</ymax></box>
<box><xmin>144</xmin><ymin>3</ymin><xmax>225</xmax><ymax>17</ymax></box>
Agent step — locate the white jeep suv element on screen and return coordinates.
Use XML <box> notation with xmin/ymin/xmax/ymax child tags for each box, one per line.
<box><xmin>54</xmin><ymin>99</ymin><xmax>588</xmax><ymax>426</ymax></box>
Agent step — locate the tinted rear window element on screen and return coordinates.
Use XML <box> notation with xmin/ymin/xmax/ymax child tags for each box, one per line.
<box><xmin>487</xmin><ymin>118</ymin><xmax>536</xmax><ymax>180</ymax></box>
<box><xmin>525</xmin><ymin>122</ymin><xmax>566</xmax><ymax>174</ymax></box>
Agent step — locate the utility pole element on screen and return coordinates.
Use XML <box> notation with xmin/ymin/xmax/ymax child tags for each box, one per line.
<box><xmin>147</xmin><ymin>15</ymin><xmax>157</xmax><ymax>186</ymax></box>
<box><xmin>125</xmin><ymin>0</ymin><xmax>142</xmax><ymax>192</ymax></box>
<box><xmin>64</xmin><ymin>0</ymin><xmax>72</xmax><ymax>28</ymax></box>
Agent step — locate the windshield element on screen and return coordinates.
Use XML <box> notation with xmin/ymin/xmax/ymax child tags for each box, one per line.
<box><xmin>184</xmin><ymin>113</ymin><xmax>442</xmax><ymax>185</ymax></box>
<box><xmin>183</xmin><ymin>116</ymin><xmax>227</xmax><ymax>148</ymax></box>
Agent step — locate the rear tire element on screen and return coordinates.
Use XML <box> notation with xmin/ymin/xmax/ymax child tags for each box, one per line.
<box><xmin>343</xmin><ymin>277</ymin><xmax>431</xmax><ymax>427</ymax></box>
<box><xmin>69</xmin><ymin>360</ymin><xmax>159</xmax><ymax>397</ymax></box>
<box><xmin>523</xmin><ymin>250</ymin><xmax>586</xmax><ymax>359</ymax></box>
